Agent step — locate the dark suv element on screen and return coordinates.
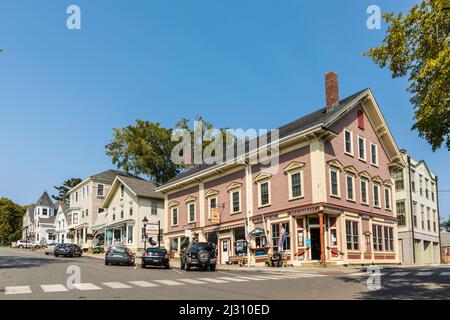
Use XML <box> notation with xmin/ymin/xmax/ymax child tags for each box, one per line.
<box><xmin>180</xmin><ymin>242</ymin><xmax>216</xmax><ymax>271</ymax></box>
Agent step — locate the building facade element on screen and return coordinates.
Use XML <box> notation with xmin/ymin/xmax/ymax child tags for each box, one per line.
<box><xmin>54</xmin><ymin>201</ymin><xmax>69</xmax><ymax>243</ymax></box>
<box><xmin>157</xmin><ymin>73</ymin><xmax>405</xmax><ymax>266</ymax></box>
<box><xmin>22</xmin><ymin>192</ymin><xmax>57</xmax><ymax>245</ymax></box>
<box><xmin>441</xmin><ymin>232</ymin><xmax>450</xmax><ymax>264</ymax></box>
<box><xmin>394</xmin><ymin>152</ymin><xmax>441</xmax><ymax>264</ymax></box>
<box><xmin>92</xmin><ymin>175</ymin><xmax>164</xmax><ymax>252</ymax></box>
<box><xmin>66</xmin><ymin>170</ymin><xmax>139</xmax><ymax>249</ymax></box>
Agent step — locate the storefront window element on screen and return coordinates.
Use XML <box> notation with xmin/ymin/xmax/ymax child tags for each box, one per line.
<box><xmin>207</xmin><ymin>233</ymin><xmax>218</xmax><ymax>246</ymax></box>
<box><xmin>114</xmin><ymin>229</ymin><xmax>121</xmax><ymax>243</ymax></box>
<box><xmin>272</xmin><ymin>222</ymin><xmax>290</xmax><ymax>252</ymax></box>
<box><xmin>255</xmin><ymin>235</ymin><xmax>267</xmax><ymax>248</ymax></box>
<box><xmin>127</xmin><ymin>225</ymin><xmax>133</xmax><ymax>244</ymax></box>
<box><xmin>297</xmin><ymin>230</ymin><xmax>304</xmax><ymax>247</ymax></box>
<box><xmin>170</xmin><ymin>238</ymin><xmax>179</xmax><ymax>253</ymax></box>
<box><xmin>234</xmin><ymin>227</ymin><xmax>248</xmax><ymax>256</ymax></box>
<box><xmin>180</xmin><ymin>237</ymin><xmax>189</xmax><ymax>252</ymax></box>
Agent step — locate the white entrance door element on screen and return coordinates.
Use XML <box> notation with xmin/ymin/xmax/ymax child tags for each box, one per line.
<box><xmin>221</xmin><ymin>239</ymin><xmax>230</xmax><ymax>264</ymax></box>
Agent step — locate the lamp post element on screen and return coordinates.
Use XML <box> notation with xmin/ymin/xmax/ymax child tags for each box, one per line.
<box><xmin>24</xmin><ymin>226</ymin><xmax>28</xmax><ymax>249</ymax></box>
<box><xmin>142</xmin><ymin>216</ymin><xmax>148</xmax><ymax>251</ymax></box>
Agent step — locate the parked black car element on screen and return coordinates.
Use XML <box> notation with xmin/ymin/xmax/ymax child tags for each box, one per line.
<box><xmin>54</xmin><ymin>243</ymin><xmax>83</xmax><ymax>257</ymax></box>
<box><xmin>141</xmin><ymin>247</ymin><xmax>170</xmax><ymax>269</ymax></box>
<box><xmin>105</xmin><ymin>245</ymin><xmax>135</xmax><ymax>266</ymax></box>
<box><xmin>180</xmin><ymin>242</ymin><xmax>216</xmax><ymax>271</ymax></box>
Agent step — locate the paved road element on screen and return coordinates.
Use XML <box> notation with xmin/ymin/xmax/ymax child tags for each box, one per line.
<box><xmin>0</xmin><ymin>248</ymin><xmax>449</xmax><ymax>300</ymax></box>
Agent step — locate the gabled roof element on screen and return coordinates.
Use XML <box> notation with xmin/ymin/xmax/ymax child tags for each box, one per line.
<box><xmin>90</xmin><ymin>169</ymin><xmax>139</xmax><ymax>184</ymax></box>
<box><xmin>35</xmin><ymin>192</ymin><xmax>54</xmax><ymax>208</ymax></box>
<box><xmin>55</xmin><ymin>201</ymin><xmax>70</xmax><ymax>221</ymax></box>
<box><xmin>102</xmin><ymin>175</ymin><xmax>163</xmax><ymax>208</ymax></box>
<box><xmin>158</xmin><ymin>88</ymin><xmax>404</xmax><ymax>191</ymax></box>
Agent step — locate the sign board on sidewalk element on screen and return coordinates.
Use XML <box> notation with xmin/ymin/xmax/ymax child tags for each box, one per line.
<box><xmin>184</xmin><ymin>229</ymin><xmax>192</xmax><ymax>238</ymax></box>
<box><xmin>146</xmin><ymin>223</ymin><xmax>159</xmax><ymax>236</ymax></box>
<box><xmin>211</xmin><ymin>207</ymin><xmax>220</xmax><ymax>224</ymax></box>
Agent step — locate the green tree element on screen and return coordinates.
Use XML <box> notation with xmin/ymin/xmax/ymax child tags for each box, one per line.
<box><xmin>0</xmin><ymin>198</ymin><xmax>25</xmax><ymax>245</ymax></box>
<box><xmin>52</xmin><ymin>178</ymin><xmax>82</xmax><ymax>203</ymax></box>
<box><xmin>364</xmin><ymin>0</ymin><xmax>450</xmax><ymax>150</ymax></box>
<box><xmin>105</xmin><ymin>116</ymin><xmax>231</xmax><ymax>184</ymax></box>
<box><xmin>441</xmin><ymin>216</ymin><xmax>450</xmax><ymax>231</ymax></box>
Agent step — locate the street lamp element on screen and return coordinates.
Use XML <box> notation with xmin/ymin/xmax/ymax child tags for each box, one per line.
<box><xmin>24</xmin><ymin>226</ymin><xmax>28</xmax><ymax>249</ymax></box>
<box><xmin>142</xmin><ymin>216</ymin><xmax>148</xmax><ymax>251</ymax></box>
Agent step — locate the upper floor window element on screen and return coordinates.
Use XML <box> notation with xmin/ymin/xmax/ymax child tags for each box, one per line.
<box><xmin>427</xmin><ymin>207</ymin><xmax>431</xmax><ymax>231</ymax></box>
<box><xmin>129</xmin><ymin>206</ymin><xmax>133</xmax><ymax>216</ymax></box>
<box><xmin>410</xmin><ymin>170</ymin><xmax>416</xmax><ymax>192</ymax></box>
<box><xmin>346</xmin><ymin>174</ymin><xmax>355</xmax><ymax>201</ymax></box>
<box><xmin>188</xmin><ymin>202</ymin><xmax>196</xmax><ymax>223</ymax></box>
<box><xmin>397</xmin><ymin>201</ymin><xmax>406</xmax><ymax>226</ymax></box>
<box><xmin>329</xmin><ymin>168</ymin><xmax>340</xmax><ymax>197</ymax></box>
<box><xmin>393</xmin><ymin>170</ymin><xmax>404</xmax><ymax>191</ymax></box>
<box><xmin>98</xmin><ymin>184</ymin><xmax>104</xmax><ymax>197</ymax></box>
<box><xmin>370</xmin><ymin>142</ymin><xmax>378</xmax><ymax>166</ymax></box>
<box><xmin>230</xmin><ymin>190</ymin><xmax>241</xmax><ymax>214</ymax></box>
<box><xmin>208</xmin><ymin>196</ymin><xmax>217</xmax><ymax>219</ymax></box>
<box><xmin>384</xmin><ymin>187</ymin><xmax>391</xmax><ymax>210</ymax></box>
<box><xmin>425</xmin><ymin>178</ymin><xmax>429</xmax><ymax>199</ymax></box>
<box><xmin>412</xmin><ymin>202</ymin><xmax>418</xmax><ymax>227</ymax></box>
<box><xmin>421</xmin><ymin>205</ymin><xmax>425</xmax><ymax>229</ymax></box>
<box><xmin>75</xmin><ymin>192</ymin><xmax>78</xmax><ymax>202</ymax></box>
<box><xmin>86</xmin><ymin>185</ymin><xmax>89</xmax><ymax>197</ymax></box>
<box><xmin>86</xmin><ymin>209</ymin><xmax>88</xmax><ymax>216</ymax></box>
<box><xmin>431</xmin><ymin>182</ymin><xmax>435</xmax><ymax>202</ymax></box>
<box><xmin>259</xmin><ymin>182</ymin><xmax>270</xmax><ymax>206</ymax></box>
<box><xmin>419</xmin><ymin>175</ymin><xmax>423</xmax><ymax>196</ymax></box>
<box><xmin>360</xmin><ymin>178</ymin><xmax>369</xmax><ymax>205</ymax></box>
<box><xmin>373</xmin><ymin>184</ymin><xmax>381</xmax><ymax>208</ymax></box>
<box><xmin>284</xmin><ymin>162</ymin><xmax>305</xmax><ymax>200</ymax></box>
<box><xmin>171</xmin><ymin>207</ymin><xmax>178</xmax><ymax>226</ymax></box>
<box><xmin>433</xmin><ymin>210</ymin><xmax>437</xmax><ymax>232</ymax></box>
<box><xmin>357</xmin><ymin>110</ymin><xmax>365</xmax><ymax>129</ymax></box>
<box><xmin>151</xmin><ymin>202</ymin><xmax>158</xmax><ymax>215</ymax></box>
<box><xmin>344</xmin><ymin>129</ymin><xmax>353</xmax><ymax>155</ymax></box>
<box><xmin>42</xmin><ymin>208</ymin><xmax>48</xmax><ymax>216</ymax></box>
<box><xmin>121</xmin><ymin>185</ymin><xmax>125</xmax><ymax>197</ymax></box>
<box><xmin>358</xmin><ymin>136</ymin><xmax>366</xmax><ymax>161</ymax></box>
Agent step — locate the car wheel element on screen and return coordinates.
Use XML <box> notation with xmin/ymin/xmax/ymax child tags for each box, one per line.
<box><xmin>185</xmin><ymin>263</ymin><xmax>191</xmax><ymax>271</ymax></box>
<box><xmin>141</xmin><ymin>263</ymin><xmax>146</xmax><ymax>269</ymax></box>
<box><xmin>45</xmin><ymin>252</ymin><xmax>49</xmax><ymax>255</ymax></box>
<box><xmin>165</xmin><ymin>264</ymin><xmax>170</xmax><ymax>269</ymax></box>
<box><xmin>18</xmin><ymin>245</ymin><xmax>24</xmax><ymax>249</ymax></box>
<box><xmin>55</xmin><ymin>254</ymin><xmax>59</xmax><ymax>257</ymax></box>
<box><xmin>210</xmin><ymin>265</ymin><xmax>216</xmax><ymax>272</ymax></box>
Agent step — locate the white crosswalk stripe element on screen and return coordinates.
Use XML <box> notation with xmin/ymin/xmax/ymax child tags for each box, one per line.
<box><xmin>128</xmin><ymin>281</ymin><xmax>159</xmax><ymax>287</ymax></box>
<box><xmin>440</xmin><ymin>272</ymin><xmax>450</xmax><ymax>276</ymax></box>
<box><xmin>102</xmin><ymin>282</ymin><xmax>132</xmax><ymax>289</ymax></box>
<box><xmin>217</xmin><ymin>277</ymin><xmax>249</xmax><ymax>282</ymax></box>
<box><xmin>154</xmin><ymin>279</ymin><xmax>184</xmax><ymax>286</ymax></box>
<box><xmin>41</xmin><ymin>284</ymin><xmax>68</xmax><ymax>293</ymax></box>
<box><xmin>416</xmin><ymin>272</ymin><xmax>433</xmax><ymax>276</ymax></box>
<box><xmin>391</xmin><ymin>272</ymin><xmax>410</xmax><ymax>276</ymax></box>
<box><xmin>234</xmin><ymin>276</ymin><xmax>267</xmax><ymax>281</ymax></box>
<box><xmin>5</xmin><ymin>286</ymin><xmax>32</xmax><ymax>295</ymax></box>
<box><xmin>251</xmin><ymin>275</ymin><xmax>288</xmax><ymax>280</ymax></box>
<box><xmin>197</xmin><ymin>277</ymin><xmax>229</xmax><ymax>283</ymax></box>
<box><xmin>73</xmin><ymin>283</ymin><xmax>102</xmax><ymax>291</ymax></box>
<box><xmin>178</xmin><ymin>278</ymin><xmax>208</xmax><ymax>284</ymax></box>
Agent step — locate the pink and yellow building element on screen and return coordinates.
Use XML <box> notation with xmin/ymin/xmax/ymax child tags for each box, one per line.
<box><xmin>157</xmin><ymin>72</ymin><xmax>405</xmax><ymax>266</ymax></box>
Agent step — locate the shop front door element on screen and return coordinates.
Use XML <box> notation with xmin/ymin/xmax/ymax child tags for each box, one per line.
<box><xmin>310</xmin><ymin>228</ymin><xmax>321</xmax><ymax>260</ymax></box>
<box><xmin>220</xmin><ymin>239</ymin><xmax>230</xmax><ymax>264</ymax></box>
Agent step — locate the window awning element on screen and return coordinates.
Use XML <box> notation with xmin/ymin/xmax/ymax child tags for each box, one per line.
<box><xmin>204</xmin><ymin>223</ymin><xmax>245</xmax><ymax>234</ymax></box>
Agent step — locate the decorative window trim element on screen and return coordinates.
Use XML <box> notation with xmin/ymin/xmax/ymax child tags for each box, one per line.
<box><xmin>343</xmin><ymin>165</ymin><xmax>358</xmax><ymax>175</ymax></box>
<box><xmin>229</xmin><ymin>189</ymin><xmax>242</xmax><ymax>214</ymax></box>
<box><xmin>257</xmin><ymin>179</ymin><xmax>271</xmax><ymax>208</ymax></box>
<box><xmin>344</xmin><ymin>128</ymin><xmax>354</xmax><ymax>156</ymax></box>
<box><xmin>327</xmin><ymin>159</ymin><xmax>343</xmax><ymax>171</ymax></box>
<box><xmin>187</xmin><ymin>201</ymin><xmax>196</xmax><ymax>223</ymax></box>
<box><xmin>371</xmin><ymin>175</ymin><xmax>383</xmax><ymax>184</ymax></box>
<box><xmin>254</xmin><ymin>172</ymin><xmax>272</xmax><ymax>183</ymax></box>
<box><xmin>168</xmin><ymin>201</ymin><xmax>180</xmax><ymax>208</ymax></box>
<box><xmin>360</xmin><ymin>178</ymin><xmax>370</xmax><ymax>205</ymax></box>
<box><xmin>184</xmin><ymin>195</ymin><xmax>197</xmax><ymax>204</ymax></box>
<box><xmin>226</xmin><ymin>182</ymin><xmax>243</xmax><ymax>191</ymax></box>
<box><xmin>288</xmin><ymin>168</ymin><xmax>304</xmax><ymax>200</ymax></box>
<box><xmin>358</xmin><ymin>171</ymin><xmax>371</xmax><ymax>180</ymax></box>
<box><xmin>283</xmin><ymin>161</ymin><xmax>305</xmax><ymax>173</ymax></box>
<box><xmin>345</xmin><ymin>173</ymin><xmax>356</xmax><ymax>202</ymax></box>
<box><xmin>358</xmin><ymin>135</ymin><xmax>366</xmax><ymax>161</ymax></box>
<box><xmin>329</xmin><ymin>167</ymin><xmax>341</xmax><ymax>198</ymax></box>
<box><xmin>383</xmin><ymin>180</ymin><xmax>393</xmax><ymax>187</ymax></box>
<box><xmin>205</xmin><ymin>189</ymin><xmax>219</xmax><ymax>198</ymax></box>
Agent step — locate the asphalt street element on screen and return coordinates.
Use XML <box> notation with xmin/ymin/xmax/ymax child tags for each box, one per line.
<box><xmin>0</xmin><ymin>248</ymin><xmax>449</xmax><ymax>300</ymax></box>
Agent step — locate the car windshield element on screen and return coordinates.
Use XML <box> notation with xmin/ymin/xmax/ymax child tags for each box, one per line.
<box><xmin>111</xmin><ymin>247</ymin><xmax>127</xmax><ymax>254</ymax></box>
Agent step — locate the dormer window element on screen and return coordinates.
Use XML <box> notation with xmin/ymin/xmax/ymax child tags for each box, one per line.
<box><xmin>42</xmin><ymin>208</ymin><xmax>48</xmax><ymax>216</ymax></box>
<box><xmin>121</xmin><ymin>185</ymin><xmax>125</xmax><ymax>197</ymax></box>
<box><xmin>98</xmin><ymin>184</ymin><xmax>104</xmax><ymax>197</ymax></box>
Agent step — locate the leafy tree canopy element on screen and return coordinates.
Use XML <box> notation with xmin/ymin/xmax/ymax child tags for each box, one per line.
<box><xmin>364</xmin><ymin>0</ymin><xmax>450</xmax><ymax>150</ymax></box>
<box><xmin>0</xmin><ymin>198</ymin><xmax>25</xmax><ymax>245</ymax></box>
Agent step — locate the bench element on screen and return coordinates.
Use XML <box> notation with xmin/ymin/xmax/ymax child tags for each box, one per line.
<box><xmin>227</xmin><ymin>256</ymin><xmax>248</xmax><ymax>266</ymax></box>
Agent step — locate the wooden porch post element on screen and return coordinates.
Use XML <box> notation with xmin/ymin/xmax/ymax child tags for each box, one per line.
<box><xmin>319</xmin><ymin>211</ymin><xmax>326</xmax><ymax>266</ymax></box>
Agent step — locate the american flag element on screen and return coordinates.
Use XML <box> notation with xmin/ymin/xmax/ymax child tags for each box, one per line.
<box><xmin>278</xmin><ymin>225</ymin><xmax>287</xmax><ymax>252</ymax></box>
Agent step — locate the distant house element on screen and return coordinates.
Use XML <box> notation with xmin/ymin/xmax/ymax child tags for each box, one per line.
<box><xmin>441</xmin><ymin>232</ymin><xmax>450</xmax><ymax>264</ymax></box>
<box><xmin>54</xmin><ymin>201</ymin><xmax>69</xmax><ymax>243</ymax></box>
<box><xmin>22</xmin><ymin>192</ymin><xmax>57</xmax><ymax>244</ymax></box>
<box><xmin>66</xmin><ymin>169</ymin><xmax>140</xmax><ymax>249</ymax></box>
<box><xmin>394</xmin><ymin>152</ymin><xmax>441</xmax><ymax>264</ymax></box>
<box><xmin>93</xmin><ymin>175</ymin><xmax>164</xmax><ymax>252</ymax></box>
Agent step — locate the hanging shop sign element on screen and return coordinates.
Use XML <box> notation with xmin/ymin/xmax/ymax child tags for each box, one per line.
<box><xmin>210</xmin><ymin>207</ymin><xmax>220</xmax><ymax>224</ymax></box>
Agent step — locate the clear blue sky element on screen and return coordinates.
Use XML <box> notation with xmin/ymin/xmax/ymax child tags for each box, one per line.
<box><xmin>0</xmin><ymin>1</ymin><xmax>448</xmax><ymax>219</ymax></box>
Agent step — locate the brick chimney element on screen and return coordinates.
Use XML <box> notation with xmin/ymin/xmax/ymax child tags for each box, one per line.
<box><xmin>325</xmin><ymin>71</ymin><xmax>339</xmax><ymax>111</ymax></box>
